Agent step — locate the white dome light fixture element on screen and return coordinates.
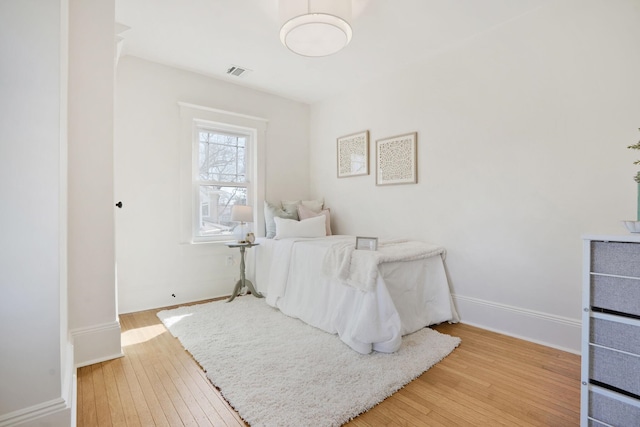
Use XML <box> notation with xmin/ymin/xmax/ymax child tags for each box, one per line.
<box><xmin>279</xmin><ymin>0</ymin><xmax>353</xmax><ymax>57</ymax></box>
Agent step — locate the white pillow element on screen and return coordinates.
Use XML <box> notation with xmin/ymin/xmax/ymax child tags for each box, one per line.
<box><xmin>264</xmin><ymin>200</ymin><xmax>297</xmax><ymax>238</ymax></box>
<box><xmin>297</xmin><ymin>204</ymin><xmax>332</xmax><ymax>236</ymax></box>
<box><xmin>274</xmin><ymin>215</ymin><xmax>327</xmax><ymax>239</ymax></box>
<box><xmin>301</xmin><ymin>199</ymin><xmax>324</xmax><ymax>212</ymax></box>
<box><xmin>281</xmin><ymin>198</ymin><xmax>324</xmax><ymax>215</ymax></box>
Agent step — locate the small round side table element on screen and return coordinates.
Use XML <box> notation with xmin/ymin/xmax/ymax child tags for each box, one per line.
<box><xmin>224</xmin><ymin>242</ymin><xmax>263</xmax><ymax>302</ymax></box>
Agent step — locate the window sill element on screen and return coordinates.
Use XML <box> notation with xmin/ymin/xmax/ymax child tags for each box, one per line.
<box><xmin>186</xmin><ymin>238</ymin><xmax>237</xmax><ymax>246</ymax></box>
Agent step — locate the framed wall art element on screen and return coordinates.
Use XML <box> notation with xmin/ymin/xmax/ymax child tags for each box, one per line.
<box><xmin>375</xmin><ymin>132</ymin><xmax>417</xmax><ymax>185</ymax></box>
<box><xmin>355</xmin><ymin>236</ymin><xmax>378</xmax><ymax>251</ymax></box>
<box><xmin>337</xmin><ymin>130</ymin><xmax>369</xmax><ymax>178</ymax></box>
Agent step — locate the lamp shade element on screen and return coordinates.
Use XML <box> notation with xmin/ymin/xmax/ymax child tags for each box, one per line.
<box><xmin>279</xmin><ymin>0</ymin><xmax>352</xmax><ymax>57</ymax></box>
<box><xmin>231</xmin><ymin>205</ymin><xmax>253</xmax><ymax>223</ymax></box>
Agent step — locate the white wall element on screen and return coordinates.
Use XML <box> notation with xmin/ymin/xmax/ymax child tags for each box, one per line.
<box><xmin>0</xmin><ymin>0</ymin><xmax>72</xmax><ymax>425</ymax></box>
<box><xmin>309</xmin><ymin>0</ymin><xmax>640</xmax><ymax>353</ymax></box>
<box><xmin>115</xmin><ymin>57</ymin><xmax>310</xmax><ymax>313</ymax></box>
<box><xmin>68</xmin><ymin>0</ymin><xmax>122</xmax><ymax>368</ymax></box>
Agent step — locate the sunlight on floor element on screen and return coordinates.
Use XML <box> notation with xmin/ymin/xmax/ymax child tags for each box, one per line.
<box><xmin>162</xmin><ymin>313</ymin><xmax>193</xmax><ymax>328</ymax></box>
<box><xmin>121</xmin><ymin>313</ymin><xmax>192</xmax><ymax>346</ymax></box>
<box><xmin>121</xmin><ymin>324</ymin><xmax>167</xmax><ymax>346</ymax></box>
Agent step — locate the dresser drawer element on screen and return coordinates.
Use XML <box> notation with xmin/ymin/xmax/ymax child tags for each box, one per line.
<box><xmin>589</xmin><ymin>389</ymin><xmax>640</xmax><ymax>427</ymax></box>
<box><xmin>590</xmin><ymin>317</ymin><xmax>640</xmax><ymax>354</ymax></box>
<box><xmin>590</xmin><ymin>346</ymin><xmax>640</xmax><ymax>396</ymax></box>
<box><xmin>591</xmin><ymin>241</ymin><xmax>640</xmax><ymax>277</ymax></box>
<box><xmin>591</xmin><ymin>275</ymin><xmax>640</xmax><ymax>316</ymax></box>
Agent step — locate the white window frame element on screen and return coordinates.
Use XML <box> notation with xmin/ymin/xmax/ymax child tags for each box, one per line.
<box><xmin>179</xmin><ymin>102</ymin><xmax>267</xmax><ymax>244</ymax></box>
<box><xmin>192</xmin><ymin>121</ymin><xmax>253</xmax><ymax>242</ymax></box>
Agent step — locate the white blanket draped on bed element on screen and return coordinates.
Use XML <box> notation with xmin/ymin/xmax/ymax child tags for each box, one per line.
<box><xmin>322</xmin><ymin>239</ymin><xmax>446</xmax><ymax>292</ymax></box>
<box><xmin>247</xmin><ymin>235</ymin><xmax>459</xmax><ymax>354</ymax></box>
<box><xmin>264</xmin><ymin>236</ymin><xmax>349</xmax><ymax>306</ymax></box>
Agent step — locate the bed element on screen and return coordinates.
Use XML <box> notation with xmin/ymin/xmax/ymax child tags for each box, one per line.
<box><xmin>246</xmin><ymin>234</ymin><xmax>459</xmax><ymax>354</ymax></box>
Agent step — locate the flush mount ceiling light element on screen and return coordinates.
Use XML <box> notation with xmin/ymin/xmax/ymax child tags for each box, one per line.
<box><xmin>279</xmin><ymin>0</ymin><xmax>353</xmax><ymax>57</ymax></box>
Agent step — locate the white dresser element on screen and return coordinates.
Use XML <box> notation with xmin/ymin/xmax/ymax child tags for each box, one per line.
<box><xmin>581</xmin><ymin>234</ymin><xmax>640</xmax><ymax>426</ymax></box>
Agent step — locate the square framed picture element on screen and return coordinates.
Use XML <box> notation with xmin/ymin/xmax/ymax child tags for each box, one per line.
<box><xmin>355</xmin><ymin>236</ymin><xmax>378</xmax><ymax>251</ymax></box>
<box><xmin>376</xmin><ymin>132</ymin><xmax>417</xmax><ymax>185</ymax></box>
<box><xmin>337</xmin><ymin>130</ymin><xmax>369</xmax><ymax>178</ymax></box>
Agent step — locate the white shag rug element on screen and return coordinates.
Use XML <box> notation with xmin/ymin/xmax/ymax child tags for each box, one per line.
<box><xmin>157</xmin><ymin>297</ymin><xmax>460</xmax><ymax>427</ymax></box>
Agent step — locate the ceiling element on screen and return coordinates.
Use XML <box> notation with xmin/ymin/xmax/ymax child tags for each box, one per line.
<box><xmin>115</xmin><ymin>0</ymin><xmax>549</xmax><ymax>105</ymax></box>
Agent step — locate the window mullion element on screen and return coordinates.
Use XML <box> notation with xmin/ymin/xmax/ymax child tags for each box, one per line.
<box><xmin>196</xmin><ymin>180</ymin><xmax>248</xmax><ymax>188</ymax></box>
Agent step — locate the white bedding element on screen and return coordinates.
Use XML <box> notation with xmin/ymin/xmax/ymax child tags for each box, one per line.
<box><xmin>246</xmin><ymin>235</ymin><xmax>459</xmax><ymax>354</ymax></box>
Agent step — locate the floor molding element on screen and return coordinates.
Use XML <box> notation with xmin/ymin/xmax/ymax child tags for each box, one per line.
<box><xmin>451</xmin><ymin>294</ymin><xmax>581</xmax><ymax>354</ymax></box>
<box><xmin>0</xmin><ymin>398</ymin><xmax>70</xmax><ymax>427</ymax></box>
<box><xmin>71</xmin><ymin>320</ymin><xmax>123</xmax><ymax>368</ymax></box>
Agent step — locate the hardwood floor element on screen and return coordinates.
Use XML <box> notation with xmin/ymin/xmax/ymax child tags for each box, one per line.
<box><xmin>77</xmin><ymin>302</ymin><xmax>581</xmax><ymax>426</ymax></box>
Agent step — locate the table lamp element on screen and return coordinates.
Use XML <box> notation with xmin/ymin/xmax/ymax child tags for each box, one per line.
<box><xmin>231</xmin><ymin>205</ymin><xmax>253</xmax><ymax>242</ymax></box>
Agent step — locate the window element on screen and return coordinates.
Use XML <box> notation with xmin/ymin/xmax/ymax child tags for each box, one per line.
<box><xmin>179</xmin><ymin>102</ymin><xmax>266</xmax><ymax>243</ymax></box>
<box><xmin>194</xmin><ymin>125</ymin><xmax>251</xmax><ymax>240</ymax></box>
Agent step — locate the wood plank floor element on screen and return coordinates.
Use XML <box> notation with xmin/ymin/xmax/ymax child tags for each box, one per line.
<box><xmin>77</xmin><ymin>301</ymin><xmax>581</xmax><ymax>426</ymax></box>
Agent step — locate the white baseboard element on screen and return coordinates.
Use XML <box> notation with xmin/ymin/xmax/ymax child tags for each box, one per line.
<box><xmin>0</xmin><ymin>340</ymin><xmax>76</xmax><ymax>427</ymax></box>
<box><xmin>0</xmin><ymin>398</ymin><xmax>71</xmax><ymax>427</ymax></box>
<box><xmin>71</xmin><ymin>320</ymin><xmax>123</xmax><ymax>368</ymax></box>
<box><xmin>451</xmin><ymin>294</ymin><xmax>582</xmax><ymax>354</ymax></box>
<box><xmin>118</xmin><ymin>276</ymin><xmax>234</xmax><ymax>314</ymax></box>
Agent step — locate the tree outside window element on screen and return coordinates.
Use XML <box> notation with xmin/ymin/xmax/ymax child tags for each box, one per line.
<box><xmin>196</xmin><ymin>129</ymin><xmax>250</xmax><ymax>238</ymax></box>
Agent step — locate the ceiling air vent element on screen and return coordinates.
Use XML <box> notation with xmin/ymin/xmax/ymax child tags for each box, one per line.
<box><xmin>226</xmin><ymin>65</ymin><xmax>251</xmax><ymax>78</ymax></box>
